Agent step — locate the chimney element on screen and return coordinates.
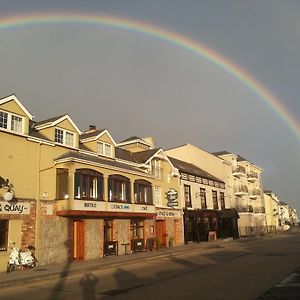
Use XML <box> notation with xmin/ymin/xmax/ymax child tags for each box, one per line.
<box><xmin>89</xmin><ymin>125</ymin><xmax>96</xmax><ymax>130</ymax></box>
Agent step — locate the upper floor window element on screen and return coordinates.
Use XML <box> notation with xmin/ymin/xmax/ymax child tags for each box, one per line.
<box><xmin>0</xmin><ymin>111</ymin><xmax>23</xmax><ymax>133</ymax></box>
<box><xmin>74</xmin><ymin>169</ymin><xmax>104</xmax><ymax>200</ymax></box>
<box><xmin>212</xmin><ymin>190</ymin><xmax>218</xmax><ymax>209</ymax></box>
<box><xmin>154</xmin><ymin>186</ymin><xmax>162</xmax><ymax>206</ymax></box>
<box><xmin>55</xmin><ymin>128</ymin><xmax>74</xmax><ymax>147</ymax></box>
<box><xmin>151</xmin><ymin>159</ymin><xmax>162</xmax><ymax>179</ymax></box>
<box><xmin>97</xmin><ymin>141</ymin><xmax>112</xmax><ymax>157</ymax></box>
<box><xmin>184</xmin><ymin>184</ymin><xmax>192</xmax><ymax>208</ymax></box>
<box><xmin>56</xmin><ymin>168</ymin><xmax>69</xmax><ymax>199</ymax></box>
<box><xmin>200</xmin><ymin>188</ymin><xmax>207</xmax><ymax>209</ymax></box>
<box><xmin>220</xmin><ymin>192</ymin><xmax>225</xmax><ymax>209</ymax></box>
<box><xmin>134</xmin><ymin>180</ymin><xmax>153</xmax><ymax>205</ymax></box>
<box><xmin>108</xmin><ymin>175</ymin><xmax>131</xmax><ymax>203</ymax></box>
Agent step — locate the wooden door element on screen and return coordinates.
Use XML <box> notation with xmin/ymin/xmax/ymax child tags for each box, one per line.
<box><xmin>73</xmin><ymin>220</ymin><xmax>85</xmax><ymax>260</ymax></box>
<box><xmin>156</xmin><ymin>220</ymin><xmax>167</xmax><ymax>247</ymax></box>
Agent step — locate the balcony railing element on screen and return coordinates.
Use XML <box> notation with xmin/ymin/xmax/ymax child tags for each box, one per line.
<box><xmin>236</xmin><ymin>205</ymin><xmax>254</xmax><ymax>213</ymax></box>
<box><xmin>249</xmin><ymin>189</ymin><xmax>261</xmax><ymax>199</ymax></box>
<box><xmin>234</xmin><ymin>185</ymin><xmax>249</xmax><ymax>196</ymax></box>
<box><xmin>254</xmin><ymin>207</ymin><xmax>265</xmax><ymax>214</ymax></box>
<box><xmin>247</xmin><ymin>172</ymin><xmax>258</xmax><ymax>182</ymax></box>
<box><xmin>232</xmin><ymin>166</ymin><xmax>246</xmax><ymax>177</ymax></box>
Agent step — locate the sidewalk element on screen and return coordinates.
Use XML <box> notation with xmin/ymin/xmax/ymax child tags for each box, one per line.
<box><xmin>0</xmin><ymin>238</ymin><xmax>237</xmax><ymax>289</ymax></box>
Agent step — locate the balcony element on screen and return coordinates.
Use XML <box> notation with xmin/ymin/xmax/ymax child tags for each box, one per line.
<box><xmin>247</xmin><ymin>172</ymin><xmax>258</xmax><ymax>182</ymax></box>
<box><xmin>249</xmin><ymin>189</ymin><xmax>261</xmax><ymax>199</ymax></box>
<box><xmin>234</xmin><ymin>185</ymin><xmax>248</xmax><ymax>196</ymax></box>
<box><xmin>232</xmin><ymin>166</ymin><xmax>246</xmax><ymax>177</ymax></box>
<box><xmin>254</xmin><ymin>207</ymin><xmax>266</xmax><ymax>214</ymax></box>
<box><xmin>236</xmin><ymin>205</ymin><xmax>254</xmax><ymax>213</ymax></box>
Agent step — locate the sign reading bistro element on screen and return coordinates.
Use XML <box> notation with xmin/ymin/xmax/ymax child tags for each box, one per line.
<box><xmin>0</xmin><ymin>201</ymin><xmax>30</xmax><ymax>215</ymax></box>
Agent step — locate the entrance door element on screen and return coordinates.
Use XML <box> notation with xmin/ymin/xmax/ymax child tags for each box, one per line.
<box><xmin>156</xmin><ymin>220</ymin><xmax>167</xmax><ymax>247</ymax></box>
<box><xmin>73</xmin><ymin>220</ymin><xmax>85</xmax><ymax>260</ymax></box>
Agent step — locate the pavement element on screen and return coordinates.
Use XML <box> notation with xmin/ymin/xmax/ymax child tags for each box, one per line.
<box><xmin>1</xmin><ymin>233</ymin><xmax>300</xmax><ymax>300</ymax></box>
<box><xmin>0</xmin><ymin>237</ymin><xmax>238</xmax><ymax>289</ymax></box>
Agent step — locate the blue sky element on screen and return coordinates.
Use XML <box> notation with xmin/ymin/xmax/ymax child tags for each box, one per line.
<box><xmin>0</xmin><ymin>1</ymin><xmax>299</xmax><ymax>212</ymax></box>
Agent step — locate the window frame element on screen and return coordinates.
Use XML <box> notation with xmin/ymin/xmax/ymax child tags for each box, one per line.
<box><xmin>220</xmin><ymin>192</ymin><xmax>225</xmax><ymax>209</ymax></box>
<box><xmin>108</xmin><ymin>175</ymin><xmax>131</xmax><ymax>203</ymax></box>
<box><xmin>212</xmin><ymin>190</ymin><xmax>218</xmax><ymax>209</ymax></box>
<box><xmin>200</xmin><ymin>188</ymin><xmax>207</xmax><ymax>209</ymax></box>
<box><xmin>0</xmin><ymin>220</ymin><xmax>9</xmax><ymax>251</ymax></box>
<box><xmin>97</xmin><ymin>141</ymin><xmax>113</xmax><ymax>157</ymax></box>
<box><xmin>0</xmin><ymin>110</ymin><xmax>24</xmax><ymax>133</ymax></box>
<box><xmin>134</xmin><ymin>180</ymin><xmax>153</xmax><ymax>205</ymax></box>
<box><xmin>54</xmin><ymin>127</ymin><xmax>75</xmax><ymax>147</ymax></box>
<box><xmin>184</xmin><ymin>184</ymin><xmax>192</xmax><ymax>208</ymax></box>
<box><xmin>74</xmin><ymin>169</ymin><xmax>104</xmax><ymax>200</ymax></box>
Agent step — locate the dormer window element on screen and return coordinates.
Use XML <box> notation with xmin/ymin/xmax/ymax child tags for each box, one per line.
<box><xmin>0</xmin><ymin>111</ymin><xmax>23</xmax><ymax>133</ymax></box>
<box><xmin>97</xmin><ymin>141</ymin><xmax>112</xmax><ymax>157</ymax></box>
<box><xmin>55</xmin><ymin>128</ymin><xmax>74</xmax><ymax>147</ymax></box>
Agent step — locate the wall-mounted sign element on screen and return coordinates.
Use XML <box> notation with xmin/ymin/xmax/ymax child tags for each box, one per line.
<box><xmin>165</xmin><ymin>188</ymin><xmax>178</xmax><ymax>207</ymax></box>
<box><xmin>156</xmin><ymin>209</ymin><xmax>181</xmax><ymax>219</ymax></box>
<box><xmin>0</xmin><ymin>201</ymin><xmax>30</xmax><ymax>215</ymax></box>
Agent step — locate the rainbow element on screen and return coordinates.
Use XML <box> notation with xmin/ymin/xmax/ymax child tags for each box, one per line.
<box><xmin>1</xmin><ymin>12</ymin><xmax>299</xmax><ymax>141</ymax></box>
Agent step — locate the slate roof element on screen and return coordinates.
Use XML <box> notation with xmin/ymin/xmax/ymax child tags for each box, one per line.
<box><xmin>115</xmin><ymin>147</ymin><xmax>138</xmax><ymax>163</ymax></box>
<box><xmin>212</xmin><ymin>151</ymin><xmax>232</xmax><ymax>157</ymax></box>
<box><xmin>132</xmin><ymin>148</ymin><xmax>161</xmax><ymax>164</ymax></box>
<box><xmin>35</xmin><ymin>114</ymin><xmax>67</xmax><ymax>126</ymax></box>
<box><xmin>80</xmin><ymin>129</ymin><xmax>106</xmax><ymax>140</ymax></box>
<box><xmin>168</xmin><ymin>156</ymin><xmax>224</xmax><ymax>183</ymax></box>
<box><xmin>55</xmin><ymin>151</ymin><xmax>146</xmax><ymax>174</ymax></box>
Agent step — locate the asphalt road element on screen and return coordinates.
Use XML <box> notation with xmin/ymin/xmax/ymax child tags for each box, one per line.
<box><xmin>2</xmin><ymin>229</ymin><xmax>300</xmax><ymax>300</ymax></box>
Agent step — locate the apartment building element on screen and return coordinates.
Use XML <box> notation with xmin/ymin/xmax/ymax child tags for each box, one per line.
<box><xmin>213</xmin><ymin>152</ymin><xmax>266</xmax><ymax>236</ymax></box>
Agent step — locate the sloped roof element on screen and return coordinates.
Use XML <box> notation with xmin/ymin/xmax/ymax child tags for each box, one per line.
<box><xmin>115</xmin><ymin>147</ymin><xmax>138</xmax><ymax>163</ymax></box>
<box><xmin>35</xmin><ymin>114</ymin><xmax>67</xmax><ymax>126</ymax></box>
<box><xmin>120</xmin><ymin>136</ymin><xmax>142</xmax><ymax>143</ymax></box>
<box><xmin>132</xmin><ymin>148</ymin><xmax>161</xmax><ymax>164</ymax></box>
<box><xmin>168</xmin><ymin>156</ymin><xmax>224</xmax><ymax>183</ymax></box>
<box><xmin>55</xmin><ymin>151</ymin><xmax>146</xmax><ymax>174</ymax></box>
<box><xmin>80</xmin><ymin>129</ymin><xmax>106</xmax><ymax>140</ymax></box>
<box><xmin>212</xmin><ymin>151</ymin><xmax>232</xmax><ymax>156</ymax></box>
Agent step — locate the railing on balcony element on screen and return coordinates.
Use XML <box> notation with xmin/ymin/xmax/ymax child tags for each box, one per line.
<box><xmin>234</xmin><ymin>185</ymin><xmax>248</xmax><ymax>196</ymax></box>
<box><xmin>236</xmin><ymin>205</ymin><xmax>253</xmax><ymax>213</ymax></box>
<box><xmin>254</xmin><ymin>207</ymin><xmax>266</xmax><ymax>214</ymax></box>
<box><xmin>247</xmin><ymin>171</ymin><xmax>258</xmax><ymax>182</ymax></box>
<box><xmin>232</xmin><ymin>166</ymin><xmax>246</xmax><ymax>177</ymax></box>
<box><xmin>249</xmin><ymin>189</ymin><xmax>261</xmax><ymax>199</ymax></box>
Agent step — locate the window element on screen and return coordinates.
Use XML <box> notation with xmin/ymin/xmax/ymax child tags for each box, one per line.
<box><xmin>134</xmin><ymin>180</ymin><xmax>153</xmax><ymax>204</ymax></box>
<box><xmin>154</xmin><ymin>186</ymin><xmax>162</xmax><ymax>206</ymax></box>
<box><xmin>55</xmin><ymin>128</ymin><xmax>74</xmax><ymax>147</ymax></box>
<box><xmin>220</xmin><ymin>192</ymin><xmax>225</xmax><ymax>209</ymax></box>
<box><xmin>104</xmin><ymin>220</ymin><xmax>113</xmax><ymax>242</ymax></box>
<box><xmin>97</xmin><ymin>141</ymin><xmax>112</xmax><ymax>157</ymax></box>
<box><xmin>74</xmin><ymin>169</ymin><xmax>103</xmax><ymax>200</ymax></box>
<box><xmin>11</xmin><ymin>115</ymin><xmax>22</xmax><ymax>132</ymax></box>
<box><xmin>56</xmin><ymin>169</ymin><xmax>69</xmax><ymax>199</ymax></box>
<box><xmin>0</xmin><ymin>220</ymin><xmax>9</xmax><ymax>251</ymax></box>
<box><xmin>108</xmin><ymin>175</ymin><xmax>131</xmax><ymax>203</ymax></box>
<box><xmin>200</xmin><ymin>188</ymin><xmax>207</xmax><ymax>209</ymax></box>
<box><xmin>151</xmin><ymin>159</ymin><xmax>162</xmax><ymax>179</ymax></box>
<box><xmin>131</xmin><ymin>220</ymin><xmax>144</xmax><ymax>239</ymax></box>
<box><xmin>212</xmin><ymin>190</ymin><xmax>218</xmax><ymax>209</ymax></box>
<box><xmin>184</xmin><ymin>185</ymin><xmax>192</xmax><ymax>207</ymax></box>
<box><xmin>0</xmin><ymin>111</ymin><xmax>8</xmax><ymax>129</ymax></box>
<box><xmin>0</xmin><ymin>111</ymin><xmax>23</xmax><ymax>133</ymax></box>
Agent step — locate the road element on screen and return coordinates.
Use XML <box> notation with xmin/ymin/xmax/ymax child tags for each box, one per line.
<box><xmin>2</xmin><ymin>229</ymin><xmax>300</xmax><ymax>300</ymax></box>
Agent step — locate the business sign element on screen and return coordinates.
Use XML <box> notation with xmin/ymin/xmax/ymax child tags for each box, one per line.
<box><xmin>0</xmin><ymin>201</ymin><xmax>30</xmax><ymax>215</ymax></box>
<box><xmin>165</xmin><ymin>188</ymin><xmax>178</xmax><ymax>207</ymax></box>
<box><xmin>156</xmin><ymin>208</ymin><xmax>182</xmax><ymax>219</ymax></box>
